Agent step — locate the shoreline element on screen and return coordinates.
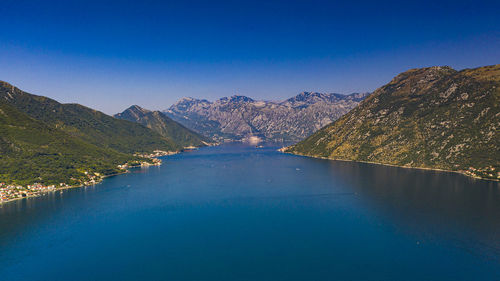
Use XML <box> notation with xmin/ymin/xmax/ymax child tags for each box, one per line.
<box><xmin>5</xmin><ymin>144</ymin><xmax>495</xmax><ymax>206</ymax></box>
<box><xmin>281</xmin><ymin>150</ymin><xmax>500</xmax><ymax>182</ymax></box>
<box><xmin>0</xmin><ymin>169</ymin><xmax>133</xmax><ymax>206</ymax></box>
<box><xmin>0</xmin><ymin>154</ymin><xmax>170</xmax><ymax>206</ymax></box>
<box><xmin>0</xmin><ymin>145</ymin><xmax>214</xmax><ymax>205</ymax></box>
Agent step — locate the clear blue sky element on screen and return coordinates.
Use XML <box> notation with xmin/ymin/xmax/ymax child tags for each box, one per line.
<box><xmin>0</xmin><ymin>0</ymin><xmax>499</xmax><ymax>114</ymax></box>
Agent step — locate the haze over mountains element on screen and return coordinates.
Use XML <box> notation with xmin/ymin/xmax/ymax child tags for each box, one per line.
<box><xmin>286</xmin><ymin>64</ymin><xmax>500</xmax><ymax>180</ymax></box>
<box><xmin>165</xmin><ymin>92</ymin><xmax>369</xmax><ymax>142</ymax></box>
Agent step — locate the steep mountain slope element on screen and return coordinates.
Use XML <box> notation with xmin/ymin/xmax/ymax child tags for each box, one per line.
<box><xmin>0</xmin><ymin>81</ymin><xmax>179</xmax><ymax>153</ymax></box>
<box><xmin>0</xmin><ymin>100</ymin><xmax>138</xmax><ymax>186</ymax></box>
<box><xmin>165</xmin><ymin>92</ymin><xmax>369</xmax><ymax>142</ymax></box>
<box><xmin>115</xmin><ymin>105</ymin><xmax>210</xmax><ymax>147</ymax></box>
<box><xmin>286</xmin><ymin>65</ymin><xmax>500</xmax><ymax>180</ymax></box>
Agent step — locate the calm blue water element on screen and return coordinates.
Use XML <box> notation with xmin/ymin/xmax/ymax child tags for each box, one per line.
<box><xmin>0</xmin><ymin>144</ymin><xmax>499</xmax><ymax>281</ymax></box>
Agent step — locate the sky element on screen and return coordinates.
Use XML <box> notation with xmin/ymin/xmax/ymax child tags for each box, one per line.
<box><xmin>0</xmin><ymin>0</ymin><xmax>499</xmax><ymax>114</ymax></box>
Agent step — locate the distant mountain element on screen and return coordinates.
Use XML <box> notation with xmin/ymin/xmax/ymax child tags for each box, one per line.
<box><xmin>286</xmin><ymin>65</ymin><xmax>500</xmax><ymax>180</ymax></box>
<box><xmin>115</xmin><ymin>105</ymin><xmax>211</xmax><ymax>148</ymax></box>
<box><xmin>0</xmin><ymin>81</ymin><xmax>179</xmax><ymax>154</ymax></box>
<box><xmin>165</xmin><ymin>92</ymin><xmax>369</xmax><ymax>142</ymax></box>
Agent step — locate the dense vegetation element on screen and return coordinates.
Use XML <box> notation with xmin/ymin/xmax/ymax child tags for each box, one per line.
<box><xmin>115</xmin><ymin>105</ymin><xmax>210</xmax><ymax>148</ymax></box>
<box><xmin>0</xmin><ymin>101</ymin><xmax>144</xmax><ymax>185</ymax></box>
<box><xmin>0</xmin><ymin>82</ymin><xmax>179</xmax><ymax>154</ymax></box>
<box><xmin>287</xmin><ymin>65</ymin><xmax>500</xmax><ymax>180</ymax></box>
<box><xmin>0</xmin><ymin>81</ymin><xmax>182</xmax><ymax>186</ymax></box>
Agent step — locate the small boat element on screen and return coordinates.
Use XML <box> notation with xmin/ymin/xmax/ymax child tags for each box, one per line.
<box><xmin>181</xmin><ymin>146</ymin><xmax>198</xmax><ymax>152</ymax></box>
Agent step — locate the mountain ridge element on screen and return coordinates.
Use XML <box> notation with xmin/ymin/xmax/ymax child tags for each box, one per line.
<box><xmin>0</xmin><ymin>81</ymin><xmax>185</xmax><ymax>188</ymax></box>
<box><xmin>115</xmin><ymin>105</ymin><xmax>211</xmax><ymax>148</ymax></box>
<box><xmin>0</xmin><ymin>98</ymin><xmax>142</xmax><ymax>186</ymax></box>
<box><xmin>285</xmin><ymin>64</ymin><xmax>500</xmax><ymax>180</ymax></box>
<box><xmin>0</xmin><ymin>81</ymin><xmax>180</xmax><ymax>153</ymax></box>
<box><xmin>165</xmin><ymin>92</ymin><xmax>370</xmax><ymax>142</ymax></box>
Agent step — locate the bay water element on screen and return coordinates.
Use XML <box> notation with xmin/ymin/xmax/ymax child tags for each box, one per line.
<box><xmin>0</xmin><ymin>144</ymin><xmax>499</xmax><ymax>280</ymax></box>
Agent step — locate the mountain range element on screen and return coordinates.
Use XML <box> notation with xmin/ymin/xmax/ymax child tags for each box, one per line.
<box><xmin>0</xmin><ymin>81</ymin><xmax>200</xmax><ymax>186</ymax></box>
<box><xmin>165</xmin><ymin>92</ymin><xmax>369</xmax><ymax>142</ymax></box>
<box><xmin>1</xmin><ymin>63</ymin><xmax>498</xmax><ymax>185</ymax></box>
<box><xmin>0</xmin><ymin>82</ymin><xmax>179</xmax><ymax>154</ymax></box>
<box><xmin>286</xmin><ymin>65</ymin><xmax>500</xmax><ymax>180</ymax></box>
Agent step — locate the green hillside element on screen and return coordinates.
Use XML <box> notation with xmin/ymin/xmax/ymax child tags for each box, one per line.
<box><xmin>115</xmin><ymin>105</ymin><xmax>211</xmax><ymax>148</ymax></box>
<box><xmin>0</xmin><ymin>101</ymin><xmax>143</xmax><ymax>186</ymax></box>
<box><xmin>286</xmin><ymin>65</ymin><xmax>500</xmax><ymax>180</ymax></box>
<box><xmin>0</xmin><ymin>81</ymin><xmax>180</xmax><ymax>154</ymax></box>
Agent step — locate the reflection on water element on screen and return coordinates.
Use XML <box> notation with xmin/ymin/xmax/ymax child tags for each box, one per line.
<box><xmin>0</xmin><ymin>144</ymin><xmax>499</xmax><ymax>281</ymax></box>
<box><xmin>321</xmin><ymin>159</ymin><xmax>500</xmax><ymax>262</ymax></box>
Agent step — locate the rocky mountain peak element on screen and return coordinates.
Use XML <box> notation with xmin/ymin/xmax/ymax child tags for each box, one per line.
<box><xmin>288</xmin><ymin>92</ymin><xmax>323</xmax><ymax>101</ymax></box>
<box><xmin>176</xmin><ymin>97</ymin><xmax>201</xmax><ymax>104</ymax></box>
<box><xmin>297</xmin><ymin>91</ymin><xmax>329</xmax><ymax>99</ymax></box>
<box><xmin>170</xmin><ymin>97</ymin><xmax>210</xmax><ymax>111</ymax></box>
<box><xmin>129</xmin><ymin>105</ymin><xmax>150</xmax><ymax>113</ymax></box>
<box><xmin>390</xmin><ymin>66</ymin><xmax>457</xmax><ymax>85</ymax></box>
<box><xmin>114</xmin><ymin>105</ymin><xmax>151</xmax><ymax>120</ymax></box>
<box><xmin>0</xmin><ymin>81</ymin><xmax>15</xmax><ymax>90</ymax></box>
<box><xmin>218</xmin><ymin>95</ymin><xmax>254</xmax><ymax>103</ymax></box>
<box><xmin>0</xmin><ymin>81</ymin><xmax>25</xmax><ymax>101</ymax></box>
<box><xmin>374</xmin><ymin>66</ymin><xmax>460</xmax><ymax>100</ymax></box>
<box><xmin>283</xmin><ymin>92</ymin><xmax>367</xmax><ymax>106</ymax></box>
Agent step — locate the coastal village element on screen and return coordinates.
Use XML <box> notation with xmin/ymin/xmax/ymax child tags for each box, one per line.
<box><xmin>1</xmin><ymin>182</ymin><xmax>66</xmax><ymax>202</ymax></box>
<box><xmin>463</xmin><ymin>166</ymin><xmax>500</xmax><ymax>180</ymax></box>
<box><xmin>135</xmin><ymin>150</ymin><xmax>179</xmax><ymax>158</ymax></box>
<box><xmin>1</xmin><ymin>157</ymin><xmax>163</xmax><ymax>204</ymax></box>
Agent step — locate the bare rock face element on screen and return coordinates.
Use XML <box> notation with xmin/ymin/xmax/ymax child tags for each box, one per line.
<box><xmin>165</xmin><ymin>92</ymin><xmax>369</xmax><ymax>142</ymax></box>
